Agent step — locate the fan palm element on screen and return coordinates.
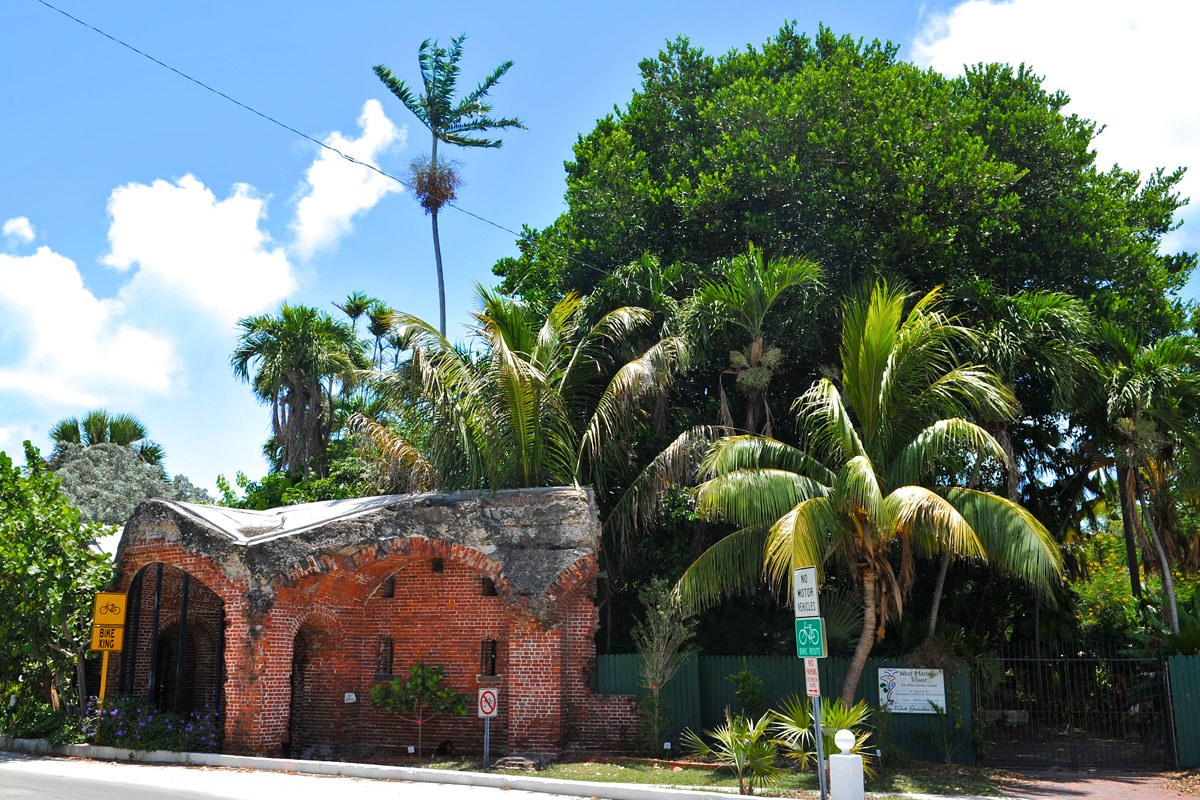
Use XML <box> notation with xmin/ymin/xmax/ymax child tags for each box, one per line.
<box><xmin>1099</xmin><ymin>323</ymin><xmax>1200</xmax><ymax>633</ymax></box>
<box><xmin>678</xmin><ymin>283</ymin><xmax>1062</xmax><ymax>706</ymax></box>
<box><xmin>375</xmin><ymin>35</ymin><xmax>524</xmax><ymax>336</ymax></box>
<box><xmin>231</xmin><ymin>304</ymin><xmax>368</xmax><ymax>478</ymax></box>
<box><xmin>49</xmin><ymin>410</ymin><xmax>164</xmax><ymax>466</ymax></box>
<box><xmin>688</xmin><ymin>245</ymin><xmax>821</xmax><ymax>435</ymax></box>
<box><xmin>361</xmin><ymin>287</ymin><xmax>687</xmax><ymax>511</ymax></box>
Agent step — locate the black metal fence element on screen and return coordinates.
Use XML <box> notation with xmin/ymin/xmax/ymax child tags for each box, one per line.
<box><xmin>972</xmin><ymin>640</ymin><xmax>1175</xmax><ymax>770</ymax></box>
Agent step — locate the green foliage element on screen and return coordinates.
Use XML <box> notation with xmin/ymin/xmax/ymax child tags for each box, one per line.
<box><xmin>84</xmin><ymin>697</ymin><xmax>221</xmax><ymax>752</ymax></box>
<box><xmin>726</xmin><ymin>665</ymin><xmax>766</xmax><ymax>719</ymax></box>
<box><xmin>772</xmin><ymin>696</ymin><xmax>875</xmax><ymax>777</ymax></box>
<box><xmin>49</xmin><ymin>410</ymin><xmax>164</xmax><ymax>467</ymax></box>
<box><xmin>496</xmin><ymin>25</ymin><xmax>1192</xmax><ymax>337</ymax></box>
<box><xmin>231</xmin><ymin>303</ymin><xmax>367</xmax><ymax>478</ymax></box>
<box><xmin>53</xmin><ymin>443</ymin><xmax>212</xmax><ymax>526</ymax></box>
<box><xmin>0</xmin><ymin>693</ymin><xmax>83</xmax><ymax>746</ymax></box>
<box><xmin>679</xmin><ymin>283</ymin><xmax>1063</xmax><ymax>703</ymax></box>
<box><xmin>0</xmin><ymin>443</ymin><xmax>114</xmax><ymax>716</ymax></box>
<box><xmin>215</xmin><ymin>469</ymin><xmax>364</xmax><ymax>510</ymax></box>
<box><xmin>369</xmin><ymin>661</ymin><xmax>468</xmax><ymax>757</ymax></box>
<box><xmin>682</xmin><ymin>710</ymin><xmax>783</xmax><ymax>795</ymax></box>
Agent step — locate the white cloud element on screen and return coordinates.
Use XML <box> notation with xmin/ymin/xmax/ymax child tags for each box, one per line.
<box><xmin>0</xmin><ymin>424</ymin><xmax>38</xmax><ymax>455</ymax></box>
<box><xmin>290</xmin><ymin>99</ymin><xmax>405</xmax><ymax>259</ymax></box>
<box><xmin>0</xmin><ymin>246</ymin><xmax>179</xmax><ymax>406</ymax></box>
<box><xmin>913</xmin><ymin>0</ymin><xmax>1199</xmax><ymax>248</ymax></box>
<box><xmin>2</xmin><ymin>216</ymin><xmax>35</xmax><ymax>247</ymax></box>
<box><xmin>104</xmin><ymin>175</ymin><xmax>297</xmax><ymax>324</ymax></box>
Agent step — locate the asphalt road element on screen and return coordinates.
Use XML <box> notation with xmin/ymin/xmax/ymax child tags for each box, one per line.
<box><xmin>0</xmin><ymin>752</ymin><xmax>560</xmax><ymax>800</ymax></box>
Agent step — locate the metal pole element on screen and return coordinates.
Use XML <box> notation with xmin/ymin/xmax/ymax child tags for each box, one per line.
<box><xmin>98</xmin><ymin>652</ymin><xmax>110</xmax><ymax>710</ymax></box>
<box><xmin>484</xmin><ymin>716</ymin><xmax>491</xmax><ymax>771</ymax></box>
<box><xmin>122</xmin><ymin>570</ymin><xmax>143</xmax><ymax>695</ymax></box>
<box><xmin>813</xmin><ymin>696</ymin><xmax>828</xmax><ymax>800</ymax></box>
<box><xmin>147</xmin><ymin>563</ymin><xmax>163</xmax><ymax>703</ymax></box>
<box><xmin>173</xmin><ymin>572</ymin><xmax>190</xmax><ymax>713</ymax></box>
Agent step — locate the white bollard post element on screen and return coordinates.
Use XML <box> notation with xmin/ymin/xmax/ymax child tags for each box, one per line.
<box><xmin>829</xmin><ymin>729</ymin><xmax>864</xmax><ymax>800</ymax></box>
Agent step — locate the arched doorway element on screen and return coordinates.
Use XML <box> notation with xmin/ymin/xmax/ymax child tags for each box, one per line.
<box><xmin>119</xmin><ymin>562</ymin><xmax>225</xmax><ymax>715</ymax></box>
<box><xmin>286</xmin><ymin>619</ymin><xmax>339</xmax><ymax>759</ymax></box>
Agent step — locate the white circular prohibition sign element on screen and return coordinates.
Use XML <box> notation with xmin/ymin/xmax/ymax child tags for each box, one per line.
<box><xmin>478</xmin><ymin>688</ymin><xmax>499</xmax><ymax>718</ymax></box>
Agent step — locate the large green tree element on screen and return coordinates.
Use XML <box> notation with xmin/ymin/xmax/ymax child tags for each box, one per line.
<box><xmin>677</xmin><ymin>284</ymin><xmax>1062</xmax><ymax>704</ymax></box>
<box><xmin>0</xmin><ymin>443</ymin><xmax>113</xmax><ymax>716</ymax></box>
<box><xmin>232</xmin><ymin>303</ymin><xmax>367</xmax><ymax>477</ymax></box>
<box><xmin>495</xmin><ymin>26</ymin><xmax>1192</xmax><ymax>337</ymax></box>
<box><xmin>375</xmin><ymin>35</ymin><xmax>524</xmax><ymax>336</ymax></box>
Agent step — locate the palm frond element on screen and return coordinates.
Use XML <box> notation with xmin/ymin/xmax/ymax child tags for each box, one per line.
<box><xmin>675</xmin><ymin>525</ymin><xmax>770</xmax><ymax>614</ymax></box>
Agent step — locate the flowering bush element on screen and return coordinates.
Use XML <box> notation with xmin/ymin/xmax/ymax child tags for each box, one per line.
<box><xmin>83</xmin><ymin>697</ymin><xmax>221</xmax><ymax>752</ymax></box>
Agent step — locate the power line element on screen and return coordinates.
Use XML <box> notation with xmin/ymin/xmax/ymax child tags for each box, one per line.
<box><xmin>30</xmin><ymin>0</ymin><xmax>628</xmax><ymax>288</ymax></box>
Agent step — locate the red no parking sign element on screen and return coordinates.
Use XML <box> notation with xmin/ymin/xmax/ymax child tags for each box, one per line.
<box><xmin>478</xmin><ymin>688</ymin><xmax>499</xmax><ymax>718</ymax></box>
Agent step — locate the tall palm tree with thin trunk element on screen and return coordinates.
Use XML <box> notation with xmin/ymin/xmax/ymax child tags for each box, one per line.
<box><xmin>375</xmin><ymin>35</ymin><xmax>525</xmax><ymax>336</ymax></box>
<box><xmin>688</xmin><ymin>245</ymin><xmax>821</xmax><ymax>435</ymax></box>
<box><xmin>232</xmin><ymin>304</ymin><xmax>368</xmax><ymax>478</ymax></box>
<box><xmin>677</xmin><ymin>283</ymin><xmax>1062</xmax><ymax>706</ymax></box>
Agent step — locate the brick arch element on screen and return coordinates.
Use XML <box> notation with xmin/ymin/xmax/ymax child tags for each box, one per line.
<box><xmin>282</xmin><ymin>536</ymin><xmax>513</xmax><ymax>605</ymax></box>
<box><xmin>117</xmin><ymin>543</ymin><xmax>244</xmax><ymax>609</ymax></box>
<box><xmin>280</xmin><ymin>605</ymin><xmax>341</xmax><ymax>642</ymax></box>
<box><xmin>547</xmin><ymin>554</ymin><xmax>601</xmax><ymax>607</ymax></box>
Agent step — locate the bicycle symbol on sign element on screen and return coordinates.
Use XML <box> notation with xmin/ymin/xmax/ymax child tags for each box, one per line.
<box><xmin>796</xmin><ymin>626</ymin><xmax>821</xmax><ymax>646</ymax></box>
<box><xmin>98</xmin><ymin>602</ymin><xmax>122</xmax><ymax>616</ymax></box>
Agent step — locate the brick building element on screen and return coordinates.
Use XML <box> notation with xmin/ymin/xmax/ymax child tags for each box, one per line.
<box><xmin>106</xmin><ymin>488</ymin><xmax>638</xmax><ymax>761</ymax></box>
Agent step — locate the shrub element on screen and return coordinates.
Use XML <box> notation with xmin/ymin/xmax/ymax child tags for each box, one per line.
<box><xmin>772</xmin><ymin>696</ymin><xmax>876</xmax><ymax>777</ymax></box>
<box><xmin>682</xmin><ymin>710</ymin><xmax>782</xmax><ymax>795</ymax></box>
<box><xmin>727</xmin><ymin>664</ymin><xmax>767</xmax><ymax>719</ymax></box>
<box><xmin>84</xmin><ymin>697</ymin><xmax>221</xmax><ymax>752</ymax></box>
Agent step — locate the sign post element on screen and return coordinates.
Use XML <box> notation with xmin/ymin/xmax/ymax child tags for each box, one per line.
<box><xmin>794</xmin><ymin>568</ymin><xmax>828</xmax><ymax>800</ymax></box>
<box><xmin>90</xmin><ymin>592</ymin><xmax>127</xmax><ymax>710</ymax></box>
<box><xmin>478</xmin><ymin>688</ymin><xmax>498</xmax><ymax>769</ymax></box>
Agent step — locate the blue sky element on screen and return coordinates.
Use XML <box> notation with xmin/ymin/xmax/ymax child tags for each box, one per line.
<box><xmin>1</xmin><ymin>0</ymin><xmax>1197</xmax><ymax>492</ymax></box>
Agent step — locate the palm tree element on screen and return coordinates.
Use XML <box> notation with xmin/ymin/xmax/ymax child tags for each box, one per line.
<box><xmin>677</xmin><ymin>283</ymin><xmax>1063</xmax><ymax>706</ymax></box>
<box><xmin>923</xmin><ymin>285</ymin><xmax>1097</xmax><ymax>636</ymax></box>
<box><xmin>231</xmin><ymin>304</ymin><xmax>368</xmax><ymax>477</ymax></box>
<box><xmin>360</xmin><ymin>287</ymin><xmax>686</xmax><ymax>506</ymax></box>
<box><xmin>49</xmin><ymin>410</ymin><xmax>164</xmax><ymax>466</ymax></box>
<box><xmin>335</xmin><ymin>291</ymin><xmax>376</xmax><ymax>337</ymax></box>
<box><xmin>1099</xmin><ymin>324</ymin><xmax>1200</xmax><ymax>633</ymax></box>
<box><xmin>366</xmin><ymin>301</ymin><xmax>394</xmax><ymax>370</ymax></box>
<box><xmin>688</xmin><ymin>245</ymin><xmax>821</xmax><ymax>435</ymax></box>
<box><xmin>374</xmin><ymin>35</ymin><xmax>525</xmax><ymax>336</ymax></box>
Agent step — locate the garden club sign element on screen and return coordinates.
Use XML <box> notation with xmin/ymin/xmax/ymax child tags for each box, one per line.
<box><xmin>878</xmin><ymin>667</ymin><xmax>946</xmax><ymax>714</ymax></box>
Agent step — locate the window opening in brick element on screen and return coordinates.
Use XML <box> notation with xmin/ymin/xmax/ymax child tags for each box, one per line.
<box><xmin>377</xmin><ymin>636</ymin><xmax>394</xmax><ymax>676</ymax></box>
<box><xmin>480</xmin><ymin>639</ymin><xmax>498</xmax><ymax>676</ymax></box>
<box><xmin>378</xmin><ymin>576</ymin><xmax>395</xmax><ymax>598</ymax></box>
<box><xmin>481</xmin><ymin>577</ymin><xmax>498</xmax><ymax>597</ymax></box>
<box><xmin>432</xmin><ymin>558</ymin><xmax>444</xmax><ymax>573</ymax></box>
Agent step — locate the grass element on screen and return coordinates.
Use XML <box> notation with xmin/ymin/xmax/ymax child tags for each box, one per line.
<box><xmin>424</xmin><ymin>758</ymin><xmax>1005</xmax><ymax>796</ymax></box>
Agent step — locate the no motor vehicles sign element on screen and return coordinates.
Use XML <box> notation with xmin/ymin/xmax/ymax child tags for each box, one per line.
<box><xmin>478</xmin><ymin>688</ymin><xmax>499</xmax><ymax>718</ymax></box>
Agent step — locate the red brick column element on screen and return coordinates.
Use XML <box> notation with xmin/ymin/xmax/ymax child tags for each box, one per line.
<box><xmin>222</xmin><ymin>599</ymin><xmax>300</xmax><ymax>754</ymax></box>
<box><xmin>505</xmin><ymin>614</ymin><xmax>564</xmax><ymax>760</ymax></box>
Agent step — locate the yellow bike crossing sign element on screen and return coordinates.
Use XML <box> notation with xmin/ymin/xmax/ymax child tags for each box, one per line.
<box><xmin>89</xmin><ymin>591</ymin><xmax>128</xmax><ymax>709</ymax></box>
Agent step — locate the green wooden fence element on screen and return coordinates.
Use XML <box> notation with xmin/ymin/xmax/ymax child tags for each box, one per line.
<box><xmin>596</xmin><ymin>653</ymin><xmax>973</xmax><ymax>765</ymax></box>
<box><xmin>1169</xmin><ymin>654</ymin><xmax>1200</xmax><ymax>767</ymax></box>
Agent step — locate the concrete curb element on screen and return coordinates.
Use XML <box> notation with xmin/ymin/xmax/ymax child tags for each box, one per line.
<box><xmin>1</xmin><ymin>738</ymin><xmax>996</xmax><ymax>800</ymax></box>
<box><xmin>0</xmin><ymin>737</ymin><xmax>736</xmax><ymax>800</ymax></box>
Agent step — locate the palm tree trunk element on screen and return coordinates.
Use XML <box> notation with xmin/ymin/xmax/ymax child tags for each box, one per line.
<box><xmin>431</xmin><ymin>209</ymin><xmax>447</xmax><ymax>337</ymax></box>
<box><xmin>842</xmin><ymin>571</ymin><xmax>876</xmax><ymax>708</ymax></box>
<box><xmin>429</xmin><ymin>134</ymin><xmax>447</xmax><ymax>337</ymax></box>
<box><xmin>1118</xmin><ymin>463</ymin><xmax>1144</xmax><ymax>599</ymax></box>
<box><xmin>927</xmin><ymin>550</ymin><xmax>951</xmax><ymax>638</ymax></box>
<box><xmin>1138</xmin><ymin>478</ymin><xmax>1180</xmax><ymax>633</ymax></box>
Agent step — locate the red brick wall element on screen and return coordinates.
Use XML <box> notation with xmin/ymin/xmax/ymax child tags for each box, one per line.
<box><xmin>111</xmin><ymin>531</ymin><xmax>639</xmax><ymax>760</ymax></box>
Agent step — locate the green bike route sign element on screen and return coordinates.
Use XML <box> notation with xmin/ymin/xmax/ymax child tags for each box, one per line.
<box><xmin>795</xmin><ymin>617</ymin><xmax>826</xmax><ymax>658</ymax></box>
